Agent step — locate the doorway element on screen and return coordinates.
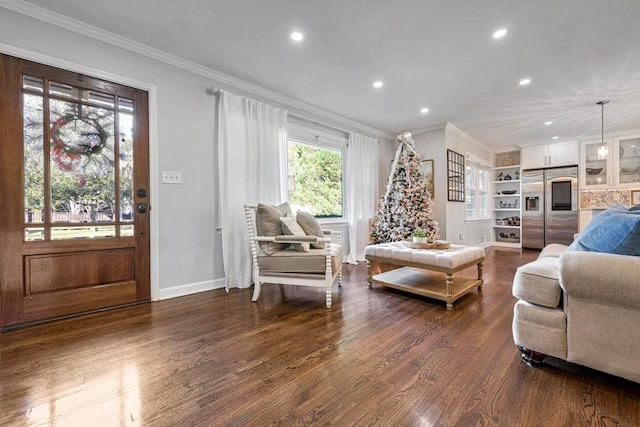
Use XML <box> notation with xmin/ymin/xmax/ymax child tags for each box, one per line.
<box><xmin>0</xmin><ymin>54</ymin><xmax>150</xmax><ymax>329</ymax></box>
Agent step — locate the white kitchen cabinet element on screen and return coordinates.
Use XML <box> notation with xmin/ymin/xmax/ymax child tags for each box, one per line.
<box><xmin>580</xmin><ymin>134</ymin><xmax>640</xmax><ymax>189</ymax></box>
<box><xmin>522</xmin><ymin>141</ymin><xmax>579</xmax><ymax>169</ymax></box>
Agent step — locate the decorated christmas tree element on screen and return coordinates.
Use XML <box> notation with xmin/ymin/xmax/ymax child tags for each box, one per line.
<box><xmin>370</xmin><ymin>132</ymin><xmax>439</xmax><ymax>243</ymax></box>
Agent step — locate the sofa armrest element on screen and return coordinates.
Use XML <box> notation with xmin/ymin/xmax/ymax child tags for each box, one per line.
<box><xmin>559</xmin><ymin>251</ymin><xmax>640</xmax><ymax>309</ymax></box>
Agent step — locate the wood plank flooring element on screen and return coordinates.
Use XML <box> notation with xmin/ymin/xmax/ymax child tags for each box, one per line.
<box><xmin>1</xmin><ymin>247</ymin><xmax>639</xmax><ymax>426</ymax></box>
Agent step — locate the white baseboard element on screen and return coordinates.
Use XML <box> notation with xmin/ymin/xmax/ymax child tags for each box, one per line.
<box><xmin>155</xmin><ymin>278</ymin><xmax>226</xmax><ymax>301</ymax></box>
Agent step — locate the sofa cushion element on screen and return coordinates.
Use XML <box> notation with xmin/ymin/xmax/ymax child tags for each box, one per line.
<box><xmin>280</xmin><ymin>216</ymin><xmax>310</xmax><ymax>252</ymax></box>
<box><xmin>568</xmin><ymin>205</ymin><xmax>640</xmax><ymax>256</ymax></box>
<box><xmin>513</xmin><ymin>257</ymin><xmax>562</xmax><ymax>308</ymax></box>
<box><xmin>256</xmin><ymin>202</ymin><xmax>292</xmax><ymax>255</ymax></box>
<box><xmin>296</xmin><ymin>211</ymin><xmax>325</xmax><ymax>249</ymax></box>
<box><xmin>258</xmin><ymin>244</ymin><xmax>343</xmax><ymax>274</ymax></box>
<box><xmin>538</xmin><ymin>243</ymin><xmax>568</xmax><ymax>258</ymax></box>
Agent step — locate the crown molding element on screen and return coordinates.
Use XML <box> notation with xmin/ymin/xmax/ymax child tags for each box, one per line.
<box><xmin>445</xmin><ymin>122</ymin><xmax>493</xmax><ymax>153</ymax></box>
<box><xmin>0</xmin><ymin>0</ymin><xmax>392</xmax><ymax>140</ymax></box>
<box><xmin>409</xmin><ymin>121</ymin><xmax>448</xmax><ymax>136</ymax></box>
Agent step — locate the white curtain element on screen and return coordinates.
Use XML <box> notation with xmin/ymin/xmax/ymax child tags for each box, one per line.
<box><xmin>345</xmin><ymin>132</ymin><xmax>379</xmax><ymax>264</ymax></box>
<box><xmin>217</xmin><ymin>90</ymin><xmax>288</xmax><ymax>289</ymax></box>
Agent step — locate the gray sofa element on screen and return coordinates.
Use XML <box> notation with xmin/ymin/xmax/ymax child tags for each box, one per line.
<box><xmin>512</xmin><ymin>243</ymin><xmax>640</xmax><ymax>383</ymax></box>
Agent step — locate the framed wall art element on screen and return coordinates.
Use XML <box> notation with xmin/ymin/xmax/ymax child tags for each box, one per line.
<box><xmin>447</xmin><ymin>149</ymin><xmax>465</xmax><ymax>202</ymax></box>
<box><xmin>421</xmin><ymin>158</ymin><xmax>434</xmax><ymax>199</ymax></box>
<box><xmin>631</xmin><ymin>189</ymin><xmax>640</xmax><ymax>205</ymax></box>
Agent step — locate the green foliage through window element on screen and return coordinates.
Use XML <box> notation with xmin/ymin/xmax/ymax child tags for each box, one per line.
<box><xmin>287</xmin><ymin>140</ymin><xmax>342</xmax><ymax>217</ymax></box>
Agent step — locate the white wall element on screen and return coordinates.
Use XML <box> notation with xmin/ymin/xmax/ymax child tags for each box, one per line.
<box><xmin>0</xmin><ymin>8</ymin><xmax>385</xmax><ymax>298</ymax></box>
<box><xmin>413</xmin><ymin>128</ymin><xmax>447</xmax><ymax>239</ymax></box>
<box><xmin>445</xmin><ymin>125</ymin><xmax>492</xmax><ymax>246</ymax></box>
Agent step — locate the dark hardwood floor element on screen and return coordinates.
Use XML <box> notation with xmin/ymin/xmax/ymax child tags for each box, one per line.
<box><xmin>1</xmin><ymin>247</ymin><xmax>639</xmax><ymax>426</ymax></box>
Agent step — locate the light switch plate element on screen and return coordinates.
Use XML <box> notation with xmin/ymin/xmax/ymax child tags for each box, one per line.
<box><xmin>162</xmin><ymin>170</ymin><xmax>182</xmax><ymax>184</ymax></box>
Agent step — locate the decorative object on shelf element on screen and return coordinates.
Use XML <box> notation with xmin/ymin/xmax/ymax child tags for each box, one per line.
<box><xmin>596</xmin><ymin>100</ymin><xmax>610</xmax><ymax>158</ymax></box>
<box><xmin>447</xmin><ymin>149</ymin><xmax>465</xmax><ymax>202</ymax></box>
<box><xmin>370</xmin><ymin>132</ymin><xmax>439</xmax><ymax>244</ymax></box>
<box><xmin>621</xmin><ymin>166</ymin><xmax>639</xmax><ymax>173</ymax></box>
<box><xmin>586</xmin><ymin>167</ymin><xmax>603</xmax><ymax>175</ymax></box>
<box><xmin>502</xmin><ymin>190</ymin><xmax>517</xmax><ymax>195</ymax></box>
<box><xmin>497</xmin><ymin>172</ymin><xmax>504</xmax><ymax>181</ymax></box>
<box><xmin>515</xmin><ymin>170</ymin><xmax>520</xmax><ymax>180</ymax></box>
<box><xmin>502</xmin><ymin>156</ymin><xmax>515</xmax><ymax>166</ymax></box>
<box><xmin>504</xmin><ymin>174</ymin><xmax>512</xmax><ymax>180</ymax></box>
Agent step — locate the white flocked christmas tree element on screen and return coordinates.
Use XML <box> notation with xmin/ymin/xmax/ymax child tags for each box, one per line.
<box><xmin>370</xmin><ymin>132</ymin><xmax>439</xmax><ymax>244</ymax></box>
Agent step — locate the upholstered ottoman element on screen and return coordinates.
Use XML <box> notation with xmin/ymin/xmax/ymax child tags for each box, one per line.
<box><xmin>365</xmin><ymin>242</ymin><xmax>485</xmax><ymax>309</ymax></box>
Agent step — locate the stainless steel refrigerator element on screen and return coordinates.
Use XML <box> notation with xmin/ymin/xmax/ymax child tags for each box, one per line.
<box><xmin>522</xmin><ymin>166</ymin><xmax>578</xmax><ymax>249</ymax></box>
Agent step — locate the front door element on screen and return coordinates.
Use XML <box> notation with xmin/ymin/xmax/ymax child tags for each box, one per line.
<box><xmin>0</xmin><ymin>54</ymin><xmax>150</xmax><ymax>329</ymax></box>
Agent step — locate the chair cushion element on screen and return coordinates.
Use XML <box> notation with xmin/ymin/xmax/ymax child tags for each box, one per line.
<box><xmin>513</xmin><ymin>257</ymin><xmax>562</xmax><ymax>308</ymax></box>
<box><xmin>296</xmin><ymin>211</ymin><xmax>325</xmax><ymax>249</ymax></box>
<box><xmin>258</xmin><ymin>244</ymin><xmax>343</xmax><ymax>274</ymax></box>
<box><xmin>280</xmin><ymin>216</ymin><xmax>310</xmax><ymax>252</ymax></box>
<box><xmin>567</xmin><ymin>205</ymin><xmax>640</xmax><ymax>256</ymax></box>
<box><xmin>256</xmin><ymin>202</ymin><xmax>292</xmax><ymax>255</ymax></box>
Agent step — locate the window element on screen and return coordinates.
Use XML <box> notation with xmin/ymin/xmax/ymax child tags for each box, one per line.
<box><xmin>287</xmin><ymin>137</ymin><xmax>343</xmax><ymax>218</ymax></box>
<box><xmin>465</xmin><ymin>158</ymin><xmax>490</xmax><ymax>220</ymax></box>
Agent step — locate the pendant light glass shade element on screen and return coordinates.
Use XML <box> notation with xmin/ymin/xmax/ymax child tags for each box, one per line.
<box><xmin>598</xmin><ymin>144</ymin><xmax>609</xmax><ymax>157</ymax></box>
<box><xmin>597</xmin><ymin>100</ymin><xmax>609</xmax><ymax>157</ymax></box>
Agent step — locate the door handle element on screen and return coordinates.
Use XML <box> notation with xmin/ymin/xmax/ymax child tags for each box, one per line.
<box><xmin>137</xmin><ymin>203</ymin><xmax>148</xmax><ymax>214</ymax></box>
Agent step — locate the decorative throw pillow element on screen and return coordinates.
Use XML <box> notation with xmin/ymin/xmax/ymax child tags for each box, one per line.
<box><xmin>568</xmin><ymin>205</ymin><xmax>640</xmax><ymax>255</ymax></box>
<box><xmin>280</xmin><ymin>216</ymin><xmax>310</xmax><ymax>252</ymax></box>
<box><xmin>630</xmin><ymin>204</ymin><xmax>640</xmax><ymax>211</ymax></box>
<box><xmin>255</xmin><ymin>202</ymin><xmax>292</xmax><ymax>255</ymax></box>
<box><xmin>296</xmin><ymin>210</ymin><xmax>325</xmax><ymax>248</ymax></box>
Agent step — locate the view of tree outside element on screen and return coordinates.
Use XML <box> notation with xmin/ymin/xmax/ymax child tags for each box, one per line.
<box><xmin>287</xmin><ymin>140</ymin><xmax>342</xmax><ymax>217</ymax></box>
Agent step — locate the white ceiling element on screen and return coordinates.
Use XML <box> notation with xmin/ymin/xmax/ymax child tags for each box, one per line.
<box><xmin>15</xmin><ymin>0</ymin><xmax>640</xmax><ymax>148</ymax></box>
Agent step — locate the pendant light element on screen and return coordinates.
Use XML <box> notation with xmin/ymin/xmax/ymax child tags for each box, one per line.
<box><xmin>596</xmin><ymin>100</ymin><xmax>610</xmax><ymax>157</ymax></box>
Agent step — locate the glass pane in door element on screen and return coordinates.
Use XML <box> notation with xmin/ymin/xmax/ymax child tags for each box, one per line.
<box><xmin>119</xmin><ymin>98</ymin><xmax>134</xmax><ymax>223</ymax></box>
<box><xmin>49</xmin><ymin>99</ymin><xmax>115</xmax><ymax>224</ymax></box>
<box><xmin>583</xmin><ymin>141</ymin><xmax>607</xmax><ymax>186</ymax></box>
<box><xmin>23</xmin><ymin>93</ymin><xmax>45</xmax><ymax>224</ymax></box>
<box><xmin>618</xmin><ymin>137</ymin><xmax>640</xmax><ymax>185</ymax></box>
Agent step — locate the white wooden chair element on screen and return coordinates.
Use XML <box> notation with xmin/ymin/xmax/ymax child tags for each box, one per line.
<box><xmin>244</xmin><ymin>204</ymin><xmax>343</xmax><ymax>308</ymax></box>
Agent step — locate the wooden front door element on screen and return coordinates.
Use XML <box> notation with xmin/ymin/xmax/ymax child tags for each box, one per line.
<box><xmin>0</xmin><ymin>54</ymin><xmax>150</xmax><ymax>329</ymax></box>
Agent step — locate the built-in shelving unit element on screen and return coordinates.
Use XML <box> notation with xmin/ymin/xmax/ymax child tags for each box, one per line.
<box><xmin>493</xmin><ymin>151</ymin><xmax>522</xmax><ymax>247</ymax></box>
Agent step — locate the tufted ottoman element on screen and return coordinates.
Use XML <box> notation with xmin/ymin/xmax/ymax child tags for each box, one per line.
<box><xmin>364</xmin><ymin>242</ymin><xmax>485</xmax><ymax>309</ymax></box>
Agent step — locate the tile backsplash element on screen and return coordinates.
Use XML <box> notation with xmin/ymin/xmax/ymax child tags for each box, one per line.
<box><xmin>579</xmin><ymin>189</ymin><xmax>637</xmax><ymax>209</ymax></box>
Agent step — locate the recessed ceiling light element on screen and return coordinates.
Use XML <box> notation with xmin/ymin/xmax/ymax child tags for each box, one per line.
<box><xmin>291</xmin><ymin>32</ymin><xmax>304</xmax><ymax>41</ymax></box>
<box><xmin>552</xmin><ymin>136</ymin><xmax>559</xmax><ymax>140</ymax></box>
<box><xmin>373</xmin><ymin>81</ymin><xmax>383</xmax><ymax>89</ymax></box>
<box><xmin>493</xmin><ymin>28</ymin><xmax>508</xmax><ymax>39</ymax></box>
<box><xmin>519</xmin><ymin>78</ymin><xmax>531</xmax><ymax>86</ymax></box>
<box><xmin>544</xmin><ymin>121</ymin><xmax>553</xmax><ymax>125</ymax></box>
<box><xmin>420</xmin><ymin>107</ymin><xmax>429</xmax><ymax>114</ymax></box>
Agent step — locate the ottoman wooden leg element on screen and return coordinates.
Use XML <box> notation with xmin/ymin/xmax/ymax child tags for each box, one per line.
<box><xmin>446</xmin><ymin>274</ymin><xmax>454</xmax><ymax>310</ymax></box>
<box><xmin>477</xmin><ymin>262</ymin><xmax>484</xmax><ymax>289</ymax></box>
<box><xmin>366</xmin><ymin>260</ymin><xmax>373</xmax><ymax>288</ymax></box>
